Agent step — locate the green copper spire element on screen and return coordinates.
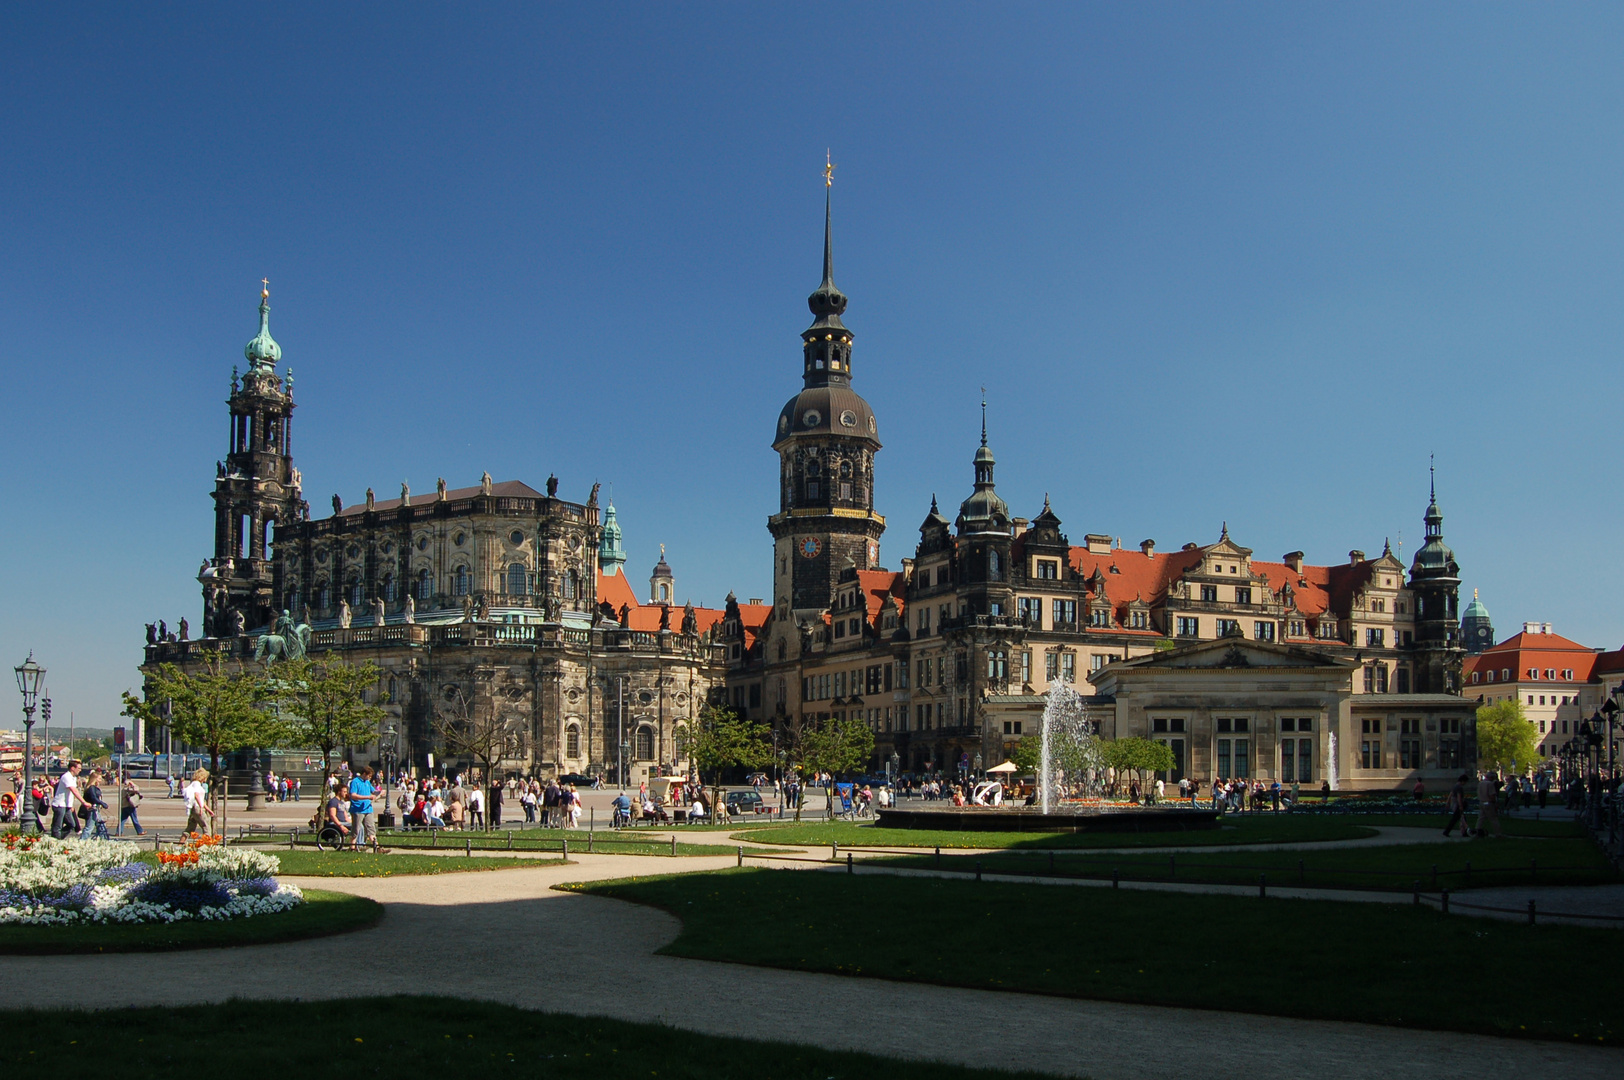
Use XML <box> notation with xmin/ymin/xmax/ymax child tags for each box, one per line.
<box><xmin>599</xmin><ymin>501</ymin><xmax>627</xmax><ymax>575</ymax></box>
<box><xmin>244</xmin><ymin>280</ymin><xmax>281</xmax><ymax>371</ymax></box>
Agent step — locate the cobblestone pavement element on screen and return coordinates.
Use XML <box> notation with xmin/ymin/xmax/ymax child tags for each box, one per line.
<box><xmin>3</xmin><ymin>856</ymin><xmax>1619</xmax><ymax>1079</ymax></box>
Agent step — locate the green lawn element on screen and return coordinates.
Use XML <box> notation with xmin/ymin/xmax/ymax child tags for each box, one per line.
<box><xmin>1318</xmin><ymin>813</ymin><xmax>1582</xmax><ymax>837</ymax></box>
<box><xmin>731</xmin><ymin>815</ymin><xmax>1376</xmax><ymax>850</ymax></box>
<box><xmin>571</xmin><ymin>869</ymin><xmax>1624</xmax><ymax>1044</ymax></box>
<box><xmin>1</xmin><ymin>997</ymin><xmax>1051</xmax><ymax>1079</ymax></box>
<box><xmin>869</xmin><ymin>837</ymin><xmax>1616</xmax><ymax>891</ymax></box>
<box><xmin>0</xmin><ymin>889</ymin><xmax>380</xmax><ymax>954</ymax></box>
<box><xmin>268</xmin><ymin>850</ymin><xmax>569</xmax><ymax>876</ymax></box>
<box><xmin>355</xmin><ymin>831</ymin><xmax>756</xmax><ymax>857</ymax></box>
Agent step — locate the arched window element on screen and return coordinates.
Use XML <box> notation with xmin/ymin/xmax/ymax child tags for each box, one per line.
<box><xmin>381</xmin><ymin>574</ymin><xmax>396</xmax><ymax>602</ymax></box>
<box><xmin>416</xmin><ymin>569</ymin><xmax>432</xmax><ymax>601</ymax></box>
<box><xmin>316</xmin><ymin>580</ymin><xmax>331</xmax><ymax>609</ymax></box>
<box><xmin>988</xmin><ymin>550</ymin><xmax>1002</xmax><ymax>582</ymax></box>
<box><xmin>563</xmin><ymin>570</ymin><xmax>577</xmax><ymax>600</ymax></box>
<box><xmin>453</xmin><ymin>565</ymin><xmax>470</xmax><ymax>596</ymax></box>
<box><xmin>387</xmin><ymin>676</ymin><xmax>397</xmax><ymax>700</ymax></box>
<box><xmin>348</xmin><ymin>578</ymin><xmax>363</xmax><ymax>606</ymax></box>
<box><xmin>658</xmin><ymin>582</ymin><xmax>670</xmax><ymax>603</ymax></box>
<box><xmin>565</xmin><ymin>723</ymin><xmax>581</xmax><ymax>758</ymax></box>
<box><xmin>635</xmin><ymin>725</ymin><xmax>655</xmax><ymax>761</ymax></box>
<box><xmin>673</xmin><ymin>725</ymin><xmax>688</xmax><ymax>761</ymax></box>
<box><xmin>507</xmin><ymin>562</ymin><xmax>528</xmax><ymax>595</ymax></box>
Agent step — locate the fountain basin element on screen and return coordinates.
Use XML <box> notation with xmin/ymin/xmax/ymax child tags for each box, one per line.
<box><xmin>876</xmin><ymin>806</ymin><xmax>1222</xmax><ymax>833</ymax></box>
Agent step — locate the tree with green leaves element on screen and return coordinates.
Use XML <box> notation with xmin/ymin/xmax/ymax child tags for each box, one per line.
<box><xmin>687</xmin><ymin>705</ymin><xmax>772</xmax><ymax>817</ymax></box>
<box><xmin>1102</xmin><ymin>737</ymin><xmax>1176</xmax><ymax>792</ymax></box>
<box><xmin>122</xmin><ymin>654</ymin><xmax>280</xmax><ymax>786</ymax></box>
<box><xmin>272</xmin><ymin>656</ymin><xmax>390</xmax><ymax>797</ymax></box>
<box><xmin>1475</xmin><ymin>699</ymin><xmax>1538</xmax><ymax>775</ymax></box>
<box><xmin>794</xmin><ymin>714</ymin><xmax>876</xmax><ymax>818</ymax></box>
<box><xmin>430</xmin><ymin>681</ymin><xmax>527</xmax><ymax>826</ymax></box>
<box><xmin>1011</xmin><ymin>733</ymin><xmax>1042</xmax><ymax>773</ymax></box>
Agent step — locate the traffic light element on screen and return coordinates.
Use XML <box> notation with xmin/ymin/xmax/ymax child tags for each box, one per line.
<box><xmin>41</xmin><ymin>697</ymin><xmax>51</xmax><ymax>724</ymax></box>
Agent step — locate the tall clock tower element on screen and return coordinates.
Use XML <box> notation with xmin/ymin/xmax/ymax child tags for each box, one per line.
<box><xmin>766</xmin><ymin>177</ymin><xmax>885</xmax><ymax>630</ymax></box>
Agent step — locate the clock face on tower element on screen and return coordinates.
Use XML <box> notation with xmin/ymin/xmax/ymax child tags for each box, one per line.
<box><xmin>799</xmin><ymin>537</ymin><xmax>822</xmax><ymax>558</ymax></box>
<box><xmin>868</xmin><ymin>541</ymin><xmax>879</xmax><ymax>564</ymax></box>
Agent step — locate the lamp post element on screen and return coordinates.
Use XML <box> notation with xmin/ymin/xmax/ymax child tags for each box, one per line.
<box><xmin>13</xmin><ymin>654</ymin><xmax>44</xmax><ymax>833</ymax></box>
<box><xmin>378</xmin><ymin>723</ymin><xmax>398</xmax><ymax>828</ymax></box>
<box><xmin>888</xmin><ymin>750</ymin><xmax>900</xmax><ymax>804</ymax></box>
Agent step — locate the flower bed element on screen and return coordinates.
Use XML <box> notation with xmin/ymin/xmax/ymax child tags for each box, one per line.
<box><xmin>0</xmin><ymin>833</ymin><xmax>303</xmax><ymax>925</ymax></box>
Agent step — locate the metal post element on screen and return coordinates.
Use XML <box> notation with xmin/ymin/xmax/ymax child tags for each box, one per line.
<box><xmin>975</xmin><ymin>859</ymin><xmax>982</xmax><ymax>881</ymax></box>
<box><xmin>737</xmin><ymin>845</ymin><xmax>743</xmax><ymax>867</ymax></box>
<box><xmin>848</xmin><ymin>852</ymin><xmax>854</xmax><ymax>875</ymax></box>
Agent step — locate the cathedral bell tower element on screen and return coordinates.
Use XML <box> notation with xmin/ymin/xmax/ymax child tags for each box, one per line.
<box><xmin>767</xmin><ymin>163</ymin><xmax>885</xmax><ymax>629</ymax></box>
<box><xmin>204</xmin><ymin>283</ymin><xmax>303</xmax><ymax>635</ymax></box>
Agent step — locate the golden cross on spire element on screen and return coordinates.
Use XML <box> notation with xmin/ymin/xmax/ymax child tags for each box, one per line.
<box><xmin>824</xmin><ymin>150</ymin><xmax>835</xmax><ymax>188</ymax></box>
<box><xmin>261</xmin><ymin>277</ymin><xmax>270</xmax><ymax>298</ymax></box>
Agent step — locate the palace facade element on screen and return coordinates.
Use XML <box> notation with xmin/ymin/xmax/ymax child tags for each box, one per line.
<box><xmin>718</xmin><ymin>193</ymin><xmax>1477</xmax><ymax>791</ymax></box>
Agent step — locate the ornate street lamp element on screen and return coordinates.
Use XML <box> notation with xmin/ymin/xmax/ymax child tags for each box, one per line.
<box><xmin>378</xmin><ymin>723</ymin><xmax>399</xmax><ymax>828</ymax></box>
<box><xmin>13</xmin><ymin>654</ymin><xmax>44</xmax><ymax>832</ymax></box>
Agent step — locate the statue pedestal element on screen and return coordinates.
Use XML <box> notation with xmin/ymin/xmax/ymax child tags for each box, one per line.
<box><xmin>246</xmin><ymin>791</ymin><xmax>267</xmax><ymax>811</ymax></box>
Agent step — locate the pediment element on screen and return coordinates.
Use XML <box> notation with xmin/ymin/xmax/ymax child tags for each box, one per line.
<box><xmin>1117</xmin><ymin>638</ymin><xmax>1354</xmax><ymax>672</ymax></box>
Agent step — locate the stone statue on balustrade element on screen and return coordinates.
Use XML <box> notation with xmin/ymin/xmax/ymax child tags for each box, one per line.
<box><xmin>254</xmin><ymin>609</ymin><xmax>311</xmax><ymax>663</ymax></box>
<box><xmin>338</xmin><ymin>599</ymin><xmax>352</xmax><ymax>629</ymax></box>
<box><xmin>373</xmin><ymin>597</ymin><xmax>386</xmax><ymax>626</ymax></box>
<box><xmin>404</xmin><ymin>594</ymin><xmax>415</xmax><ymax>624</ymax></box>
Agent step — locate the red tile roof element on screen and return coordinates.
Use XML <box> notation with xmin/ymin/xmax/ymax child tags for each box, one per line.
<box><xmin>1463</xmin><ymin>631</ymin><xmax>1601</xmax><ymax>684</ymax></box>
<box><xmin>856</xmin><ymin>570</ymin><xmax>907</xmax><ymax>624</ymax></box>
<box><xmin>596</xmin><ymin>570</ymin><xmax>640</xmax><ymax>613</ymax></box>
<box><xmin>1063</xmin><ymin>545</ymin><xmax>1346</xmax><ymax>630</ymax></box>
<box><xmin>596</xmin><ymin>569</ymin><xmax>725</xmax><ymax>635</ymax></box>
<box><xmin>735</xmin><ymin>603</ymin><xmax>772</xmax><ymax>651</ymax></box>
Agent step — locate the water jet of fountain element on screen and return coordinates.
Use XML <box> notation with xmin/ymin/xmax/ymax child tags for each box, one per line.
<box><xmin>1038</xmin><ymin>683</ymin><xmax>1088</xmax><ymax>814</ymax></box>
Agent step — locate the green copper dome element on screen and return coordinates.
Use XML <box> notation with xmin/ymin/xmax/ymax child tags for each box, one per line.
<box><xmin>599</xmin><ymin>502</ymin><xmax>626</xmax><ymax>575</ymax></box>
<box><xmin>1463</xmin><ymin>591</ymin><xmax>1489</xmax><ymax>620</ymax></box>
<box><xmin>244</xmin><ymin>287</ymin><xmax>281</xmax><ymax>371</ymax></box>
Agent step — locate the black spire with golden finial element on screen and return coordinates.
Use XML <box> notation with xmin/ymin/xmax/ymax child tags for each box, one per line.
<box><xmin>802</xmin><ymin>151</ymin><xmax>852</xmax><ymax>388</ymax></box>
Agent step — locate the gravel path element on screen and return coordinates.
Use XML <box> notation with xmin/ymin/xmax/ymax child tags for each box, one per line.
<box><xmin>5</xmin><ymin>855</ymin><xmax>1619</xmax><ymax>1078</ymax></box>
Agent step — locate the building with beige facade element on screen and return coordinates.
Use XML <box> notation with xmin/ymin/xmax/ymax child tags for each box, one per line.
<box><xmin>720</xmin><ymin>198</ymin><xmax>1476</xmax><ymax>791</ymax></box>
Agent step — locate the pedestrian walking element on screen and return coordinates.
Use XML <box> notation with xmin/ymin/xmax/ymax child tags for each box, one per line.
<box><xmin>118</xmin><ymin>775</ymin><xmax>144</xmax><ymax>834</ymax></box>
<box><xmin>347</xmin><ymin>766</ymin><xmax>378</xmax><ymax>849</ymax></box>
<box><xmin>183</xmin><ymin>768</ymin><xmax>213</xmax><ymax>835</ymax></box>
<box><xmin>1475</xmin><ymin>771</ymin><xmax>1503</xmax><ymax>838</ymax></box>
<box><xmin>78</xmin><ymin>770</ymin><xmax>112</xmax><ymax>839</ymax></box>
<box><xmin>50</xmin><ymin>760</ymin><xmax>89</xmax><ymax>839</ymax></box>
<box><xmin>1442</xmin><ymin>774</ymin><xmax>1469</xmax><ymax>837</ymax></box>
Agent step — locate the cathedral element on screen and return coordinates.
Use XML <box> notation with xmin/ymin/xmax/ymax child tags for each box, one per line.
<box><xmin>143</xmin><ymin>285</ymin><xmax>728</xmax><ymax>784</ymax></box>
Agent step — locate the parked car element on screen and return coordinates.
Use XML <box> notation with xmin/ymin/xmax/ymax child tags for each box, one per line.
<box><xmin>724</xmin><ymin>789</ymin><xmax>769</xmax><ymax>815</ymax></box>
<box><xmin>556</xmin><ymin>772</ymin><xmax>597</xmax><ymax>786</ymax></box>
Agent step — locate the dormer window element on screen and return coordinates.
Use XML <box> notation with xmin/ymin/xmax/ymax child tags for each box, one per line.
<box><xmin>1036</xmin><ymin>559</ymin><xmax>1058</xmax><ymax>580</ymax></box>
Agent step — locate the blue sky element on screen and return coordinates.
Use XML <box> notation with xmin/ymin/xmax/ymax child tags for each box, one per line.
<box><xmin>3</xmin><ymin>3</ymin><xmax>1622</xmax><ymax>726</ymax></box>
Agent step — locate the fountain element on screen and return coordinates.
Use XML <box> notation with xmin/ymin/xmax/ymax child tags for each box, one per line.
<box><xmin>876</xmin><ymin>685</ymin><xmax>1221</xmax><ymax>833</ymax></box>
<box><xmin>1039</xmin><ymin>683</ymin><xmax>1090</xmax><ymax>814</ymax></box>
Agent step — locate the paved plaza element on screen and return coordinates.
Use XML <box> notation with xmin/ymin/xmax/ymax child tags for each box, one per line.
<box><xmin>6</xmin><ymin>835</ymin><xmax>1621</xmax><ymax>1079</ymax></box>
